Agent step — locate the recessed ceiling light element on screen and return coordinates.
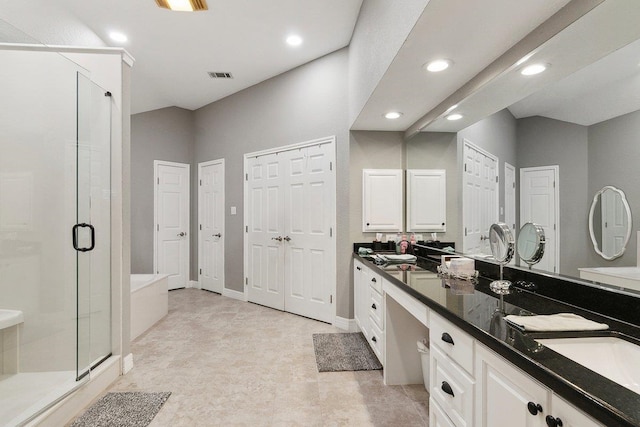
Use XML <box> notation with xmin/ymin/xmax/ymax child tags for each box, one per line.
<box><xmin>109</xmin><ymin>31</ymin><xmax>127</xmax><ymax>43</ymax></box>
<box><xmin>286</xmin><ymin>35</ymin><xmax>303</xmax><ymax>47</ymax></box>
<box><xmin>445</xmin><ymin>104</ymin><xmax>458</xmax><ymax>113</ymax></box>
<box><xmin>425</xmin><ymin>59</ymin><xmax>452</xmax><ymax>72</ymax></box>
<box><xmin>384</xmin><ymin>111</ymin><xmax>403</xmax><ymax>120</ymax></box>
<box><xmin>446</xmin><ymin>113</ymin><xmax>463</xmax><ymax>121</ymax></box>
<box><xmin>521</xmin><ymin>63</ymin><xmax>548</xmax><ymax>76</ymax></box>
<box><xmin>155</xmin><ymin>0</ymin><xmax>208</xmax><ymax>11</ymax></box>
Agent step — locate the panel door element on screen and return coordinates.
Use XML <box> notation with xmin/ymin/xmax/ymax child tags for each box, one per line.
<box><xmin>362</xmin><ymin>169</ymin><xmax>403</xmax><ymax>232</ymax></box>
<box><xmin>407</xmin><ymin>169</ymin><xmax>446</xmax><ymax>232</ymax></box>
<box><xmin>199</xmin><ymin>159</ymin><xmax>225</xmax><ymax>293</ymax></box>
<box><xmin>156</xmin><ymin>161</ymin><xmax>190</xmax><ymax>290</ymax></box>
<box><xmin>550</xmin><ymin>394</ymin><xmax>604</xmax><ymax>427</ymax></box>
<box><xmin>283</xmin><ymin>144</ymin><xmax>335</xmax><ymax>323</ymax></box>
<box><xmin>520</xmin><ymin>166</ymin><xmax>558</xmax><ymax>273</ymax></box>
<box><xmin>463</xmin><ymin>141</ymin><xmax>498</xmax><ymax>255</ymax></box>
<box><xmin>247</xmin><ymin>153</ymin><xmax>285</xmax><ymax>310</ymax></box>
<box><xmin>601</xmin><ymin>188</ymin><xmax>628</xmax><ymax>256</ymax></box>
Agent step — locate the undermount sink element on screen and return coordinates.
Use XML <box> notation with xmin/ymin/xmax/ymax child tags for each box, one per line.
<box><xmin>0</xmin><ymin>309</ymin><xmax>24</xmax><ymax>330</ymax></box>
<box><xmin>536</xmin><ymin>336</ymin><xmax>640</xmax><ymax>394</ymax></box>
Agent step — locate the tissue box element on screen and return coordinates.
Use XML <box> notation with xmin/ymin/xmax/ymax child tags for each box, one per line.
<box><xmin>449</xmin><ymin>258</ymin><xmax>475</xmax><ymax>275</ymax></box>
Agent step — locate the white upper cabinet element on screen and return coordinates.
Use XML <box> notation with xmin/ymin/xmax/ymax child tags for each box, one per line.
<box><xmin>407</xmin><ymin>169</ymin><xmax>446</xmax><ymax>232</ymax></box>
<box><xmin>362</xmin><ymin>169</ymin><xmax>403</xmax><ymax>232</ymax></box>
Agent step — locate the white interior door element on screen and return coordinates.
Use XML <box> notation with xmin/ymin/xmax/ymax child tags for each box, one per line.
<box><xmin>198</xmin><ymin>159</ymin><xmax>225</xmax><ymax>293</ymax></box>
<box><xmin>245</xmin><ymin>138</ymin><xmax>336</xmax><ymax>324</ymax></box>
<box><xmin>283</xmin><ymin>144</ymin><xmax>335</xmax><ymax>323</ymax></box>
<box><xmin>247</xmin><ymin>153</ymin><xmax>285</xmax><ymax>310</ymax></box>
<box><xmin>601</xmin><ymin>188</ymin><xmax>627</xmax><ymax>256</ymax></box>
<box><xmin>520</xmin><ymin>166</ymin><xmax>559</xmax><ymax>273</ymax></box>
<box><xmin>463</xmin><ymin>140</ymin><xmax>498</xmax><ymax>256</ymax></box>
<box><xmin>504</xmin><ymin>162</ymin><xmax>516</xmax><ymax>231</ymax></box>
<box><xmin>155</xmin><ymin>161</ymin><xmax>190</xmax><ymax>290</ymax></box>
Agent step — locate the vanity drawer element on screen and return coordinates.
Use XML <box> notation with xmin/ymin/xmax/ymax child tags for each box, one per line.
<box><xmin>430</xmin><ymin>312</ymin><xmax>475</xmax><ymax>375</ymax></box>
<box><xmin>368</xmin><ymin>320</ymin><xmax>384</xmax><ymax>364</ymax></box>
<box><xmin>369</xmin><ymin>286</ymin><xmax>383</xmax><ymax>330</ymax></box>
<box><xmin>366</xmin><ymin>268</ymin><xmax>383</xmax><ymax>294</ymax></box>
<box><xmin>431</xmin><ymin>345</ymin><xmax>475</xmax><ymax>427</ymax></box>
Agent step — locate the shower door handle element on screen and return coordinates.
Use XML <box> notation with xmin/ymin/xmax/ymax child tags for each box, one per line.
<box><xmin>73</xmin><ymin>223</ymin><xmax>95</xmax><ymax>252</ymax></box>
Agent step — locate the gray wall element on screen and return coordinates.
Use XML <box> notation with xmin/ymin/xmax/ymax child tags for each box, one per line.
<box><xmin>194</xmin><ymin>48</ymin><xmax>351</xmax><ymax>317</ymax></box>
<box><xmin>347</xmin><ymin>0</ymin><xmax>428</xmax><ymax>126</ymax></box>
<box><xmin>517</xmin><ymin>116</ymin><xmax>590</xmax><ymax>276</ymax></box>
<box><xmin>588</xmin><ymin>109</ymin><xmax>640</xmax><ymax>268</ymax></box>
<box><xmin>130</xmin><ymin>107</ymin><xmax>195</xmax><ymax>276</ymax></box>
<box><xmin>406</xmin><ymin>132</ymin><xmax>459</xmax><ymax>245</ymax></box>
<box><xmin>457</xmin><ymin>109</ymin><xmax>517</xmax><ymax>244</ymax></box>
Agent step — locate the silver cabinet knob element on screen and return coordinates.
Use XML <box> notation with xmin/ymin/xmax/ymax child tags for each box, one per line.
<box><xmin>283</xmin><ymin>236</ymin><xmax>291</xmax><ymax>242</ymax></box>
<box><xmin>271</xmin><ymin>236</ymin><xmax>283</xmax><ymax>242</ymax></box>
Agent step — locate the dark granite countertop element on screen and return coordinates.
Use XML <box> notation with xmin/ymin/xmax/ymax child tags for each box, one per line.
<box><xmin>353</xmin><ymin>249</ymin><xmax>640</xmax><ymax>427</ymax></box>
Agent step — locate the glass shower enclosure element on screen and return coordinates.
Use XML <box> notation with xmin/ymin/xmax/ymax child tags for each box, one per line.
<box><xmin>0</xmin><ymin>23</ymin><xmax>112</xmax><ymax>425</ymax></box>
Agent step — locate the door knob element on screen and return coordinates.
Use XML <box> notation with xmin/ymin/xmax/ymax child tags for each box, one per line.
<box><xmin>213</xmin><ymin>233</ymin><xmax>222</xmax><ymax>238</ymax></box>
<box><xmin>271</xmin><ymin>236</ymin><xmax>283</xmax><ymax>242</ymax></box>
<box><xmin>283</xmin><ymin>236</ymin><xmax>291</xmax><ymax>242</ymax></box>
<box><xmin>178</xmin><ymin>232</ymin><xmax>186</xmax><ymax>237</ymax></box>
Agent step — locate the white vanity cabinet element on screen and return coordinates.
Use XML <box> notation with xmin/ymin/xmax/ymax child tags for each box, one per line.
<box><xmin>353</xmin><ymin>259</ymin><xmax>385</xmax><ymax>365</ymax></box>
<box><xmin>362</xmin><ymin>169</ymin><xmax>403</xmax><ymax>232</ymax></box>
<box><xmin>429</xmin><ymin>312</ymin><xmax>476</xmax><ymax>427</ymax></box>
<box><xmin>475</xmin><ymin>343</ymin><xmax>603</xmax><ymax>427</ymax></box>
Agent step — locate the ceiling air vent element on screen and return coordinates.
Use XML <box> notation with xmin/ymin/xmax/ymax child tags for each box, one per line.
<box><xmin>208</xmin><ymin>72</ymin><xmax>233</xmax><ymax>79</ymax></box>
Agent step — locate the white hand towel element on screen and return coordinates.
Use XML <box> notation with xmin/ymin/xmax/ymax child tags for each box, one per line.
<box><xmin>379</xmin><ymin>254</ymin><xmax>417</xmax><ymax>263</ymax></box>
<box><xmin>504</xmin><ymin>313</ymin><xmax>609</xmax><ymax>332</ymax></box>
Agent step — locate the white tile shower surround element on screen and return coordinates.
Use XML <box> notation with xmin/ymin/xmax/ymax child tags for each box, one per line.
<box><xmin>80</xmin><ymin>289</ymin><xmax>430</xmax><ymax>426</ymax></box>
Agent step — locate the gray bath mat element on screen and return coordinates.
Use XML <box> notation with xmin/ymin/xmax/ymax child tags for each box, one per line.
<box><xmin>70</xmin><ymin>392</ymin><xmax>171</xmax><ymax>427</ymax></box>
<box><xmin>312</xmin><ymin>333</ymin><xmax>382</xmax><ymax>372</ymax></box>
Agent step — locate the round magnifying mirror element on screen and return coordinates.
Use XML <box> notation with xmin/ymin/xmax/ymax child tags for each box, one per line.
<box><xmin>588</xmin><ymin>186</ymin><xmax>632</xmax><ymax>260</ymax></box>
<box><xmin>517</xmin><ymin>223</ymin><xmax>545</xmax><ymax>268</ymax></box>
<box><xmin>489</xmin><ymin>223</ymin><xmax>515</xmax><ymax>264</ymax></box>
<box><xmin>488</xmin><ymin>223</ymin><xmax>514</xmax><ymax>294</ymax></box>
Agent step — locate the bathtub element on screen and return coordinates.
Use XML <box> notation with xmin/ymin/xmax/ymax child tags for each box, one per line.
<box><xmin>130</xmin><ymin>274</ymin><xmax>169</xmax><ymax>340</ymax></box>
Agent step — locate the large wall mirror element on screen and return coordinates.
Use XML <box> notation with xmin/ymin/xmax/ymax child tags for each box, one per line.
<box><xmin>405</xmin><ymin>1</ymin><xmax>640</xmax><ymax>294</ymax></box>
<box><xmin>589</xmin><ymin>186</ymin><xmax>632</xmax><ymax>260</ymax></box>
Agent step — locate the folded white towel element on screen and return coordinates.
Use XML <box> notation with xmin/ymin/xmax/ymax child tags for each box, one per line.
<box><xmin>379</xmin><ymin>254</ymin><xmax>417</xmax><ymax>263</ymax></box>
<box><xmin>504</xmin><ymin>313</ymin><xmax>609</xmax><ymax>332</ymax></box>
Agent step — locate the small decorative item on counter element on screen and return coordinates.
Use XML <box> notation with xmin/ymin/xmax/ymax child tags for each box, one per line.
<box><xmin>395</xmin><ymin>232</ymin><xmax>402</xmax><ymax>254</ymax></box>
<box><xmin>437</xmin><ymin>258</ymin><xmax>478</xmax><ymax>283</ymax></box>
<box><xmin>400</xmin><ymin>234</ymin><xmax>409</xmax><ymax>254</ymax></box>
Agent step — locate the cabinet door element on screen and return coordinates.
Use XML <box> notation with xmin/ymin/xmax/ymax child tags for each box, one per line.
<box><xmin>475</xmin><ymin>344</ymin><xmax>549</xmax><ymax>427</ymax></box>
<box><xmin>407</xmin><ymin>169</ymin><xmax>446</xmax><ymax>232</ymax></box>
<box><xmin>353</xmin><ymin>260</ymin><xmax>368</xmax><ymax>338</ymax></box>
<box><xmin>362</xmin><ymin>169</ymin><xmax>403</xmax><ymax>232</ymax></box>
<box><xmin>549</xmin><ymin>395</ymin><xmax>604</xmax><ymax>427</ymax></box>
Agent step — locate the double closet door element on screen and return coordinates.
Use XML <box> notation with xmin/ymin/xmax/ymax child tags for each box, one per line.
<box><xmin>246</xmin><ymin>140</ymin><xmax>335</xmax><ymax>323</ymax></box>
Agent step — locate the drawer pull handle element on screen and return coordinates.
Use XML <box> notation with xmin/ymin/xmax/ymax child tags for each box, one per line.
<box><xmin>441</xmin><ymin>381</ymin><xmax>454</xmax><ymax>397</ymax></box>
<box><xmin>371</xmin><ymin>303</ymin><xmax>377</xmax><ymax>310</ymax></box>
<box><xmin>441</xmin><ymin>332</ymin><xmax>455</xmax><ymax>345</ymax></box>
<box><xmin>371</xmin><ymin>336</ymin><xmax>377</xmax><ymax>343</ymax></box>
<box><xmin>545</xmin><ymin>416</ymin><xmax>562</xmax><ymax>427</ymax></box>
<box><xmin>371</xmin><ymin>278</ymin><xmax>377</xmax><ymax>283</ymax></box>
<box><xmin>527</xmin><ymin>402</ymin><xmax>543</xmax><ymax>416</ymax></box>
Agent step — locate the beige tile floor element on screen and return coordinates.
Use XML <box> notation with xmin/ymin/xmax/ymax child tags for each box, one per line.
<box><xmin>83</xmin><ymin>289</ymin><xmax>429</xmax><ymax>426</ymax></box>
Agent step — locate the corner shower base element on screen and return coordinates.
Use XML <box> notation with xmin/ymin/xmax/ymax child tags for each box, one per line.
<box><xmin>0</xmin><ymin>370</ymin><xmax>79</xmax><ymax>426</ymax></box>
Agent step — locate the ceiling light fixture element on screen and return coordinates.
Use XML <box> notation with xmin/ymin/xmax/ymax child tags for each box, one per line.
<box><xmin>425</xmin><ymin>59</ymin><xmax>452</xmax><ymax>72</ymax></box>
<box><xmin>446</xmin><ymin>113</ymin><xmax>463</xmax><ymax>121</ymax></box>
<box><xmin>286</xmin><ymin>35</ymin><xmax>303</xmax><ymax>47</ymax></box>
<box><xmin>521</xmin><ymin>63</ymin><xmax>548</xmax><ymax>76</ymax></box>
<box><xmin>384</xmin><ymin>111</ymin><xmax>403</xmax><ymax>120</ymax></box>
<box><xmin>109</xmin><ymin>31</ymin><xmax>127</xmax><ymax>43</ymax></box>
<box><xmin>445</xmin><ymin>104</ymin><xmax>458</xmax><ymax>113</ymax></box>
<box><xmin>155</xmin><ymin>0</ymin><xmax>208</xmax><ymax>12</ymax></box>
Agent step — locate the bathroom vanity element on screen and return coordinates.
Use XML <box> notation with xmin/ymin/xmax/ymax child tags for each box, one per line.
<box><xmin>353</xmin><ymin>248</ymin><xmax>640</xmax><ymax>427</ymax></box>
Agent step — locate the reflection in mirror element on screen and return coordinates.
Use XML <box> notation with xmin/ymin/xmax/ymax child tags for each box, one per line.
<box><xmin>489</xmin><ymin>223</ymin><xmax>514</xmax><ymax>294</ymax></box>
<box><xmin>517</xmin><ymin>223</ymin><xmax>545</xmax><ymax>269</ymax></box>
<box><xmin>589</xmin><ymin>186</ymin><xmax>632</xmax><ymax>260</ymax></box>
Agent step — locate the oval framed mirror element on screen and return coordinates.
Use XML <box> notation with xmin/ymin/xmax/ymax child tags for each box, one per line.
<box><xmin>489</xmin><ymin>223</ymin><xmax>515</xmax><ymax>264</ymax></box>
<box><xmin>517</xmin><ymin>223</ymin><xmax>545</xmax><ymax>267</ymax></box>
<box><xmin>588</xmin><ymin>185</ymin><xmax>632</xmax><ymax>260</ymax></box>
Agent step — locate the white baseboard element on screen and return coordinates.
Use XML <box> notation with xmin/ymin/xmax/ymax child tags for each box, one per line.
<box><xmin>188</xmin><ymin>280</ymin><xmax>200</xmax><ymax>289</ymax></box>
<box><xmin>333</xmin><ymin>316</ymin><xmax>359</xmax><ymax>332</ymax></box>
<box><xmin>222</xmin><ymin>287</ymin><xmax>246</xmax><ymax>301</ymax></box>
<box><xmin>28</xmin><ymin>356</ymin><xmax>120</xmax><ymax>427</ymax></box>
<box><xmin>122</xmin><ymin>353</ymin><xmax>134</xmax><ymax>374</ymax></box>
